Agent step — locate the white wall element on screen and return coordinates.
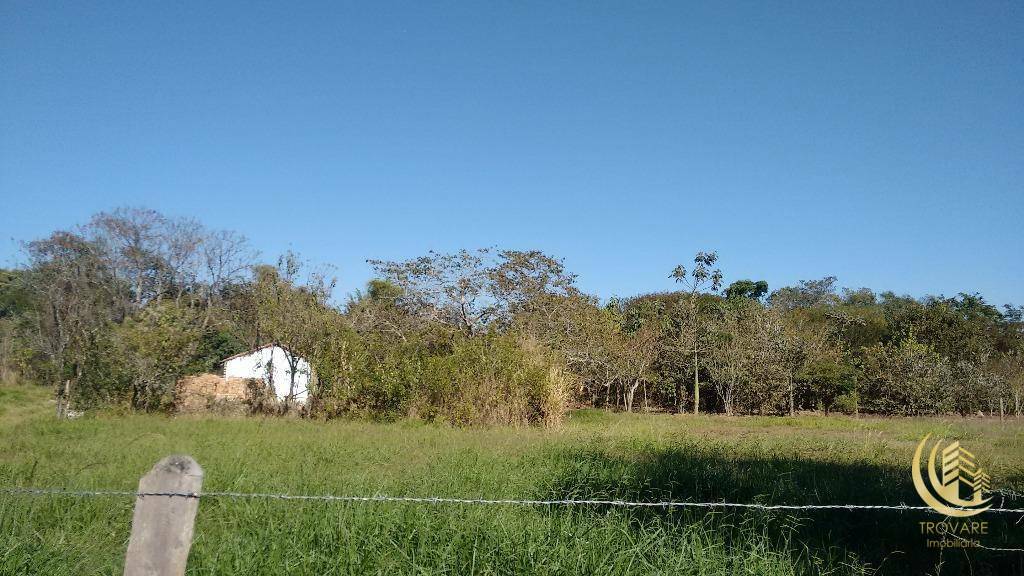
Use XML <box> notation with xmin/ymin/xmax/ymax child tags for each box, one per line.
<box><xmin>223</xmin><ymin>346</ymin><xmax>310</xmax><ymax>403</ymax></box>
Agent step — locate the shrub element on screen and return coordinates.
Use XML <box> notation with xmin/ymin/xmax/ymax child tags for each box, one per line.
<box><xmin>309</xmin><ymin>331</ymin><xmax>568</xmax><ymax>426</ymax></box>
<box><xmin>417</xmin><ymin>334</ymin><xmax>567</xmax><ymax>426</ymax></box>
<box><xmin>797</xmin><ymin>359</ymin><xmax>857</xmax><ymax>415</ymax></box>
<box><xmin>833</xmin><ymin>391</ymin><xmax>859</xmax><ymax>415</ymax></box>
<box><xmin>858</xmin><ymin>334</ymin><xmax>950</xmax><ymax>415</ymax></box>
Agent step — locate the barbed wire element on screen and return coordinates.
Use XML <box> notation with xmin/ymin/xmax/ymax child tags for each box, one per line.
<box><xmin>992</xmin><ymin>487</ymin><xmax>1023</xmax><ymax>500</ymax></box>
<box><xmin>3</xmin><ymin>487</ymin><xmax>1024</xmax><ymax>516</ymax></box>
<box><xmin>945</xmin><ymin>531</ymin><xmax>1024</xmax><ymax>553</ymax></box>
<box><xmin>5</xmin><ymin>487</ymin><xmax>1022</xmax><ymax>553</ymax></box>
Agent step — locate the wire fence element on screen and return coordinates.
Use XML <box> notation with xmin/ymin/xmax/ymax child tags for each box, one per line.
<box><xmin>4</xmin><ymin>481</ymin><xmax>1024</xmax><ymax>557</ymax></box>
<box><xmin>4</xmin><ymin>486</ymin><xmax>1024</xmax><ymax>515</ymax></box>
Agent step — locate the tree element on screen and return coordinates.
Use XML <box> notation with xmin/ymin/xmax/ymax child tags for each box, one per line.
<box><xmin>796</xmin><ymin>359</ymin><xmax>857</xmax><ymax>415</ymax></box>
<box><xmin>199</xmin><ymin>229</ymin><xmax>257</xmax><ymax>327</ymax></box>
<box><xmin>369</xmin><ymin>249</ymin><xmax>496</xmax><ymax>335</ymax></box>
<box><xmin>0</xmin><ymin>269</ymin><xmax>32</xmax><ymax>385</ymax></box>
<box><xmin>618</xmin><ymin>314</ymin><xmax>662</xmax><ymax>412</ymax></box>
<box><xmin>706</xmin><ymin>300</ymin><xmax>749</xmax><ymax>415</ymax></box>
<box><xmin>369</xmin><ymin>248</ymin><xmax>579</xmax><ymax>337</ymax></box>
<box><xmin>769</xmin><ymin>277</ymin><xmax>840</xmax><ymax>312</ymax></box>
<box><xmin>161</xmin><ymin>216</ymin><xmax>203</xmax><ymax>305</ymax></box>
<box><xmin>738</xmin><ymin>305</ymin><xmax>789</xmax><ymax>414</ymax></box>
<box><xmin>507</xmin><ymin>291</ymin><xmax>622</xmax><ymax>407</ymax></box>
<box><xmin>859</xmin><ymin>333</ymin><xmax>951</xmax><ymax>415</ymax></box>
<box><xmin>724</xmin><ymin>279</ymin><xmax>768</xmax><ymax>301</ymax></box>
<box><xmin>253</xmin><ymin>253</ymin><xmax>336</xmax><ymax>409</ymax></box>
<box><xmin>88</xmin><ymin>207</ymin><xmax>168</xmax><ymax>311</ymax></box>
<box><xmin>708</xmin><ymin>300</ymin><xmax>790</xmax><ymax>415</ymax></box>
<box><xmin>347</xmin><ymin>279</ymin><xmax>419</xmax><ymax>343</ymax></box>
<box><xmin>669</xmin><ymin>251</ymin><xmax>723</xmax><ymax>414</ymax></box>
<box><xmin>488</xmin><ymin>249</ymin><xmax>579</xmax><ymax>322</ymax></box>
<box><xmin>116</xmin><ymin>301</ymin><xmax>203</xmax><ymax>410</ymax></box>
<box><xmin>780</xmin><ymin>308</ymin><xmax>850</xmax><ymax>415</ymax></box>
<box><xmin>23</xmin><ymin>231</ymin><xmax>122</xmax><ymax>416</ymax></box>
<box><xmin>1004</xmin><ymin>304</ymin><xmax>1024</xmax><ymax>324</ymax></box>
<box><xmin>991</xmin><ymin>350</ymin><xmax>1023</xmax><ymax>418</ymax></box>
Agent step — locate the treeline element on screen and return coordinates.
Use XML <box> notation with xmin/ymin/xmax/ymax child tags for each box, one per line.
<box><xmin>0</xmin><ymin>208</ymin><xmax>1021</xmax><ymax>424</ymax></box>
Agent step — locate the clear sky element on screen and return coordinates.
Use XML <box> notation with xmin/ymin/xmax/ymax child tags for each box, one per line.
<box><xmin>2</xmin><ymin>2</ymin><xmax>1021</xmax><ymax>306</ymax></box>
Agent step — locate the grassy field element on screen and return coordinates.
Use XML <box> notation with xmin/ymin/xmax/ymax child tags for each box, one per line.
<box><xmin>1</xmin><ymin>384</ymin><xmax>1022</xmax><ymax>575</ymax></box>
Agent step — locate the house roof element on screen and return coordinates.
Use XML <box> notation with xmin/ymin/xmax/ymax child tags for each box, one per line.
<box><xmin>222</xmin><ymin>343</ymin><xmax>301</xmax><ymax>363</ymax></box>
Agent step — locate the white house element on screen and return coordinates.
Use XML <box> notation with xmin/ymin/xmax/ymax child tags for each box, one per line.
<box><xmin>222</xmin><ymin>344</ymin><xmax>311</xmax><ymax>403</ymax></box>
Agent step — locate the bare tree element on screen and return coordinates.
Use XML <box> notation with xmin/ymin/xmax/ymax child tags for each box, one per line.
<box><xmin>200</xmin><ymin>229</ymin><xmax>257</xmax><ymax>327</ymax></box>
<box><xmin>162</xmin><ymin>217</ymin><xmax>204</xmax><ymax>305</ymax></box>
<box><xmin>88</xmin><ymin>207</ymin><xmax>167</xmax><ymax>312</ymax></box>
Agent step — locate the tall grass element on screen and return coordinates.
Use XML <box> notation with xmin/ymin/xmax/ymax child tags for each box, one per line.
<box><xmin>1</xmin><ymin>385</ymin><xmax>1021</xmax><ymax>574</ymax></box>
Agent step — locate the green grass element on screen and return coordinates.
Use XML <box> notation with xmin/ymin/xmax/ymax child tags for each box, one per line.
<box><xmin>1</xmin><ymin>385</ymin><xmax>1022</xmax><ymax>575</ymax></box>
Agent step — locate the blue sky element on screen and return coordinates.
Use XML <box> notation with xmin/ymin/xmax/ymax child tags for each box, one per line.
<box><xmin>2</xmin><ymin>2</ymin><xmax>1021</xmax><ymax>306</ymax></box>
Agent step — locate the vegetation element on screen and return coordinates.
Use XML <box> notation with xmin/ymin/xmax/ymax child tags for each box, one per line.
<box><xmin>0</xmin><ymin>207</ymin><xmax>1022</xmax><ymax>424</ymax></box>
<box><xmin>1</xmin><ymin>385</ymin><xmax>1021</xmax><ymax>574</ymax></box>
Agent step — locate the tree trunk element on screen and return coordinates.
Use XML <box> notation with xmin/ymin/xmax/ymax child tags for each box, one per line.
<box><xmin>788</xmin><ymin>376</ymin><xmax>795</xmax><ymax>416</ymax></box>
<box><xmin>202</xmin><ymin>297</ymin><xmax>213</xmax><ymax>329</ymax></box>
<box><xmin>136</xmin><ymin>273</ymin><xmax>144</xmax><ymax>309</ymax></box>
<box><xmin>284</xmin><ymin>352</ymin><xmax>300</xmax><ymax>414</ymax></box>
<box><xmin>724</xmin><ymin>376</ymin><xmax>735</xmax><ymax>416</ymax></box>
<box><xmin>626</xmin><ymin>380</ymin><xmax>641</xmax><ymax>413</ymax></box>
<box><xmin>61</xmin><ymin>378</ymin><xmax>71</xmax><ymax>418</ymax></box>
<box><xmin>55</xmin><ymin>379</ymin><xmax>68</xmax><ymax>419</ymax></box>
<box><xmin>692</xmin><ymin>350</ymin><xmax>700</xmax><ymax>415</ymax></box>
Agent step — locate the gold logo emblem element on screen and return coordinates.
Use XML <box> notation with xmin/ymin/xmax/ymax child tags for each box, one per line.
<box><xmin>912</xmin><ymin>434</ymin><xmax>991</xmax><ymax>517</ymax></box>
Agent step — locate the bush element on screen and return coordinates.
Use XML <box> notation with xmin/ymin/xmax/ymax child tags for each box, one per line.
<box><xmin>797</xmin><ymin>360</ymin><xmax>857</xmax><ymax>415</ymax></box>
<box><xmin>309</xmin><ymin>331</ymin><xmax>568</xmax><ymax>426</ymax></box>
<box><xmin>833</xmin><ymin>392</ymin><xmax>859</xmax><ymax>415</ymax></box>
<box><xmin>417</xmin><ymin>334</ymin><xmax>567</xmax><ymax>426</ymax></box>
<box><xmin>858</xmin><ymin>335</ymin><xmax>950</xmax><ymax>415</ymax></box>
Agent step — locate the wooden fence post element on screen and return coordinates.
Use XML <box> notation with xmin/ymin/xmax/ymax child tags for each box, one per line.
<box><xmin>123</xmin><ymin>455</ymin><xmax>204</xmax><ymax>576</ymax></box>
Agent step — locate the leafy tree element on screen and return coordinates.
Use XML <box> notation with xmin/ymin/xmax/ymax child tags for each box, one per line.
<box><xmin>253</xmin><ymin>253</ymin><xmax>336</xmax><ymax>409</ymax></box>
<box><xmin>618</xmin><ymin>312</ymin><xmax>662</xmax><ymax>412</ymax></box>
<box><xmin>115</xmin><ymin>301</ymin><xmax>203</xmax><ymax>410</ymax></box>
<box><xmin>488</xmin><ymin>249</ymin><xmax>579</xmax><ymax>321</ymax></box>
<box><xmin>347</xmin><ymin>279</ymin><xmax>419</xmax><ymax>343</ymax></box>
<box><xmin>369</xmin><ymin>249</ymin><xmax>496</xmax><ymax>335</ymax></box>
<box><xmin>859</xmin><ymin>334</ymin><xmax>951</xmax><ymax>415</ymax></box>
<box><xmin>669</xmin><ymin>251</ymin><xmax>723</xmax><ymax>414</ymax></box>
<box><xmin>5</xmin><ymin>207</ymin><xmax>1023</xmax><ymax>423</ymax></box>
<box><xmin>724</xmin><ymin>279</ymin><xmax>768</xmax><ymax>301</ymax></box>
<box><xmin>708</xmin><ymin>300</ymin><xmax>791</xmax><ymax>415</ymax></box>
<box><xmin>769</xmin><ymin>277</ymin><xmax>840</xmax><ymax>312</ymax></box>
<box><xmin>0</xmin><ymin>270</ymin><xmax>31</xmax><ymax>385</ymax></box>
<box><xmin>23</xmin><ymin>231</ymin><xmax>122</xmax><ymax>416</ymax></box>
<box><xmin>369</xmin><ymin>249</ymin><xmax>578</xmax><ymax>336</ymax></box>
<box><xmin>796</xmin><ymin>359</ymin><xmax>857</xmax><ymax>415</ymax></box>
